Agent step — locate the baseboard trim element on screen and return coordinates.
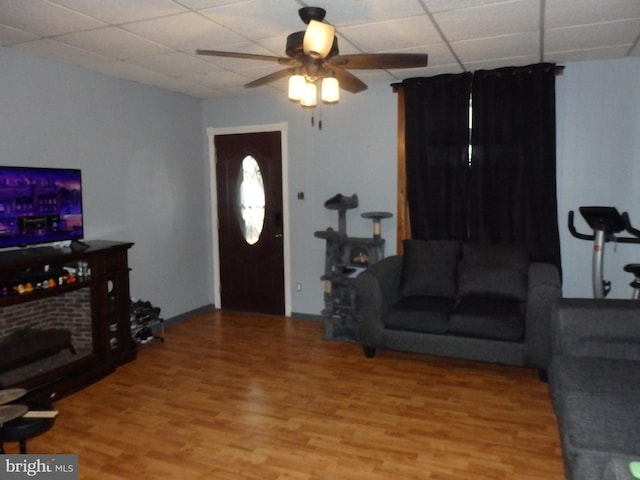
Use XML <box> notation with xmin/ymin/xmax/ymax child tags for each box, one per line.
<box><xmin>290</xmin><ymin>312</ymin><xmax>323</xmax><ymax>322</ymax></box>
<box><xmin>164</xmin><ymin>304</ymin><xmax>216</xmax><ymax>327</ymax></box>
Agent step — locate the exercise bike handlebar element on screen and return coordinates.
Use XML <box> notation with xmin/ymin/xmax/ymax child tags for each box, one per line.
<box><xmin>568</xmin><ymin>210</ymin><xmax>640</xmax><ymax>244</ymax></box>
<box><xmin>622</xmin><ymin>212</ymin><xmax>640</xmax><ymax>240</ymax></box>
<box><xmin>568</xmin><ymin>210</ymin><xmax>594</xmax><ymax>240</ymax></box>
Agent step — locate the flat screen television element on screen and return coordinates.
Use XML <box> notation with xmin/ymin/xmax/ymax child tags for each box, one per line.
<box><xmin>0</xmin><ymin>166</ymin><xmax>83</xmax><ymax>249</ymax></box>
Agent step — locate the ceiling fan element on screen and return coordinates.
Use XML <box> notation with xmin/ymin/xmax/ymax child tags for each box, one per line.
<box><xmin>196</xmin><ymin>6</ymin><xmax>428</xmax><ymax>107</ymax></box>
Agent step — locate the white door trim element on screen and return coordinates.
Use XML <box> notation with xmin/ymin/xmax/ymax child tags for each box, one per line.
<box><xmin>207</xmin><ymin>122</ymin><xmax>291</xmax><ymax>316</ymax></box>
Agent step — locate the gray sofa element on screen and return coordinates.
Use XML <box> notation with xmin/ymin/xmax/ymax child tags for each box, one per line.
<box><xmin>548</xmin><ymin>299</ymin><xmax>640</xmax><ymax>480</ymax></box>
<box><xmin>354</xmin><ymin>240</ymin><xmax>562</xmax><ymax>368</ymax></box>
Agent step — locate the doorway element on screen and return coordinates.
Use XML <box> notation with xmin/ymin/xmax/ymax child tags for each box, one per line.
<box><xmin>208</xmin><ymin>123</ymin><xmax>291</xmax><ymax>316</ymax></box>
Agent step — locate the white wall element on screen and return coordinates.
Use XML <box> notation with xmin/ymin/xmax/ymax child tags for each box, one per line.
<box><xmin>556</xmin><ymin>57</ymin><xmax>640</xmax><ymax>298</ymax></box>
<box><xmin>0</xmin><ymin>47</ymin><xmax>210</xmax><ymax>318</ymax></box>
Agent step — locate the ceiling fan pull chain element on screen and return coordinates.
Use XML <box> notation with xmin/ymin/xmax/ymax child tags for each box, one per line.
<box><xmin>318</xmin><ymin>102</ymin><xmax>323</xmax><ymax>130</ymax></box>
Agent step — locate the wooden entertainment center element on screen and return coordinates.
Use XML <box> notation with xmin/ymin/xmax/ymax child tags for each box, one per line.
<box><xmin>0</xmin><ymin>240</ymin><xmax>135</xmax><ymax>402</ymax></box>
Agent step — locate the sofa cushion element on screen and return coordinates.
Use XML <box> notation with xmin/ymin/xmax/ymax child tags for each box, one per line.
<box><xmin>401</xmin><ymin>240</ymin><xmax>460</xmax><ymax>298</ymax></box>
<box><xmin>385</xmin><ymin>295</ymin><xmax>455</xmax><ymax>334</ymax></box>
<box><xmin>457</xmin><ymin>243</ymin><xmax>529</xmax><ymax>301</ymax></box>
<box><xmin>449</xmin><ymin>297</ymin><xmax>525</xmax><ymax>341</ymax></box>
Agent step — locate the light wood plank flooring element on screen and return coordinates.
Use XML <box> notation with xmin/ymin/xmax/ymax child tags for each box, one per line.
<box><xmin>13</xmin><ymin>311</ymin><xmax>564</xmax><ymax>479</ymax></box>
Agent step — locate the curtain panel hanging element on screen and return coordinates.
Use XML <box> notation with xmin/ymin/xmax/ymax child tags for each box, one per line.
<box><xmin>396</xmin><ymin>63</ymin><xmax>561</xmax><ymax>268</ymax></box>
<box><xmin>469</xmin><ymin>63</ymin><xmax>560</xmax><ymax>266</ymax></box>
<box><xmin>403</xmin><ymin>73</ymin><xmax>472</xmax><ymax>241</ymax></box>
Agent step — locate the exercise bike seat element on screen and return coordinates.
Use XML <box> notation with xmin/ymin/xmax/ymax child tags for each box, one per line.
<box><xmin>623</xmin><ymin>264</ymin><xmax>640</xmax><ymax>277</ymax></box>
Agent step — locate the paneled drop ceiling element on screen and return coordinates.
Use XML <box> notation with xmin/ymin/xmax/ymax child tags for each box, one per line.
<box><xmin>1</xmin><ymin>0</ymin><xmax>639</xmax><ymax>99</ymax></box>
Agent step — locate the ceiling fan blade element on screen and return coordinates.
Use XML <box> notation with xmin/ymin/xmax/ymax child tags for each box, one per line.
<box><xmin>329</xmin><ymin>66</ymin><xmax>368</xmax><ymax>94</ymax></box>
<box><xmin>196</xmin><ymin>49</ymin><xmax>296</xmax><ymax>66</ymax></box>
<box><xmin>245</xmin><ymin>68</ymin><xmax>294</xmax><ymax>88</ymax></box>
<box><xmin>329</xmin><ymin>53</ymin><xmax>428</xmax><ymax>70</ymax></box>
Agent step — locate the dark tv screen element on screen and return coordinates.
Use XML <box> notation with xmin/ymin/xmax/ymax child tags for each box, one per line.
<box><xmin>0</xmin><ymin>166</ymin><xmax>83</xmax><ymax>249</ymax></box>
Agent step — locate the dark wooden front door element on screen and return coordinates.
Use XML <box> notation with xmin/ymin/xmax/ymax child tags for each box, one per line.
<box><xmin>215</xmin><ymin>131</ymin><xmax>285</xmax><ymax>315</ymax></box>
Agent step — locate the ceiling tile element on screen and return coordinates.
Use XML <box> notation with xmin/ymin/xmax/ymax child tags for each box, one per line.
<box><xmin>299</xmin><ymin>0</ymin><xmax>426</xmax><ymax>27</ymax></box>
<box><xmin>0</xmin><ymin>0</ymin><xmax>106</xmax><ymax>37</ymax></box>
<box><xmin>176</xmin><ymin>0</ymin><xmax>248</xmax><ymax>10</ymax></box>
<box><xmin>339</xmin><ymin>16</ymin><xmax>441</xmax><ymax>53</ymax></box>
<box><xmin>84</xmin><ymin>60</ymin><xmax>172</xmax><ymax>84</ymax></box>
<box><xmin>0</xmin><ymin>24</ymin><xmax>39</xmax><ymax>46</ymax></box>
<box><xmin>186</xmin><ymin>69</ymin><xmax>255</xmax><ymax>89</ymax></box>
<box><xmin>142</xmin><ymin>75</ymin><xmax>206</xmax><ymax>94</ymax></box>
<box><xmin>48</xmin><ymin>0</ymin><xmax>189</xmax><ymax>24</ymax></box>
<box><xmin>424</xmin><ymin>0</ymin><xmax>516</xmax><ymax>14</ymax></box>
<box><xmin>463</xmin><ymin>55</ymin><xmax>540</xmax><ymax>71</ymax></box>
<box><xmin>131</xmin><ymin>52</ymin><xmax>217</xmax><ymax>76</ymax></box>
<box><xmin>433</xmin><ymin>0</ymin><xmax>539</xmax><ymax>42</ymax></box>
<box><xmin>199</xmin><ymin>1</ymin><xmax>302</xmax><ymax>40</ymax></box>
<box><xmin>56</xmin><ymin>27</ymin><xmax>173</xmax><ymax>60</ymax></box>
<box><xmin>545</xmin><ymin>45</ymin><xmax>632</xmax><ymax>64</ymax></box>
<box><xmin>452</xmin><ymin>32</ymin><xmax>540</xmax><ymax>64</ymax></box>
<box><xmin>546</xmin><ymin>19</ymin><xmax>640</xmax><ymax>54</ymax></box>
<box><xmin>11</xmin><ymin>39</ymin><xmax>111</xmax><ymax>66</ymax></box>
<box><xmin>545</xmin><ymin>0</ymin><xmax>640</xmax><ymax>29</ymax></box>
<box><xmin>122</xmin><ymin>12</ymin><xmax>245</xmax><ymax>51</ymax></box>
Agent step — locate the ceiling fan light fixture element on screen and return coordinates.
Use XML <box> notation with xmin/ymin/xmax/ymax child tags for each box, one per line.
<box><xmin>300</xmin><ymin>82</ymin><xmax>317</xmax><ymax>108</ymax></box>
<box><xmin>321</xmin><ymin>76</ymin><xmax>339</xmax><ymax>104</ymax></box>
<box><xmin>288</xmin><ymin>73</ymin><xmax>306</xmax><ymax>101</ymax></box>
<box><xmin>303</xmin><ymin>20</ymin><xmax>335</xmax><ymax>59</ymax></box>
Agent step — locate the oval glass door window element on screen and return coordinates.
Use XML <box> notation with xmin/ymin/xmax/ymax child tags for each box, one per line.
<box><xmin>238</xmin><ymin>155</ymin><xmax>265</xmax><ymax>245</ymax></box>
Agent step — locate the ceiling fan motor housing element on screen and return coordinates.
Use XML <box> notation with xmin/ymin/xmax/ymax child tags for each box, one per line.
<box><xmin>298</xmin><ymin>7</ymin><xmax>326</xmax><ymax>24</ymax></box>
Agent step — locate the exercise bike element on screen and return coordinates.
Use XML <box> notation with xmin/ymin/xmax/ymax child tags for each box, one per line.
<box><xmin>568</xmin><ymin>206</ymin><xmax>640</xmax><ymax>299</ymax></box>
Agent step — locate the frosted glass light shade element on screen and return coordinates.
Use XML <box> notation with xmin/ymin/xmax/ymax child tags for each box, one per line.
<box><xmin>300</xmin><ymin>82</ymin><xmax>317</xmax><ymax>108</ymax></box>
<box><xmin>321</xmin><ymin>77</ymin><xmax>340</xmax><ymax>103</ymax></box>
<box><xmin>303</xmin><ymin>20</ymin><xmax>335</xmax><ymax>59</ymax></box>
<box><xmin>288</xmin><ymin>74</ymin><xmax>305</xmax><ymax>100</ymax></box>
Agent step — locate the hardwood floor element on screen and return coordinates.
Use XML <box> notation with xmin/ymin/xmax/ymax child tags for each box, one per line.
<box><xmin>13</xmin><ymin>311</ymin><xmax>564</xmax><ymax>479</ymax></box>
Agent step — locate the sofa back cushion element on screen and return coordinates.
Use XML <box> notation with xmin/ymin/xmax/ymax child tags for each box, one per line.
<box><xmin>401</xmin><ymin>240</ymin><xmax>460</xmax><ymax>298</ymax></box>
<box><xmin>457</xmin><ymin>243</ymin><xmax>529</xmax><ymax>301</ymax></box>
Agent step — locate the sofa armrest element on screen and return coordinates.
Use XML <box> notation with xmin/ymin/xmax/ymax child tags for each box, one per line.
<box><xmin>524</xmin><ymin>262</ymin><xmax>562</xmax><ymax>368</ymax></box>
<box><xmin>355</xmin><ymin>255</ymin><xmax>403</xmax><ymax>347</ymax></box>
<box><xmin>551</xmin><ymin>298</ymin><xmax>640</xmax><ymax>360</ymax></box>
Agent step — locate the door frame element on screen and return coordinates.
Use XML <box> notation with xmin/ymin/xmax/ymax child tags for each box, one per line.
<box><xmin>207</xmin><ymin>122</ymin><xmax>291</xmax><ymax>316</ymax></box>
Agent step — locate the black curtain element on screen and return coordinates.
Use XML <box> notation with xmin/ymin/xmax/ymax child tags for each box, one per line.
<box><xmin>403</xmin><ymin>74</ymin><xmax>472</xmax><ymax>241</ymax></box>
<box><xmin>469</xmin><ymin>64</ymin><xmax>560</xmax><ymax>266</ymax></box>
<box><xmin>401</xmin><ymin>63</ymin><xmax>561</xmax><ymax>268</ymax></box>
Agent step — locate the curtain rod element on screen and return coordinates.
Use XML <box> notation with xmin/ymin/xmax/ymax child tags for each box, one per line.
<box><xmin>391</xmin><ymin>64</ymin><xmax>565</xmax><ymax>91</ymax></box>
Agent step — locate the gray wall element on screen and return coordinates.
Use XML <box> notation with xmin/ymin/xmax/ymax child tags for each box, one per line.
<box><xmin>0</xmin><ymin>47</ymin><xmax>210</xmax><ymax>318</ymax></box>
<box><xmin>201</xmin><ymin>83</ymin><xmax>398</xmax><ymax>315</ymax></box>
<box><xmin>203</xmin><ymin>56</ymin><xmax>640</xmax><ymax>310</ymax></box>
<box><xmin>556</xmin><ymin>57</ymin><xmax>640</xmax><ymax>298</ymax></box>
<box><xmin>3</xmin><ymin>45</ymin><xmax>640</xmax><ymax>320</ymax></box>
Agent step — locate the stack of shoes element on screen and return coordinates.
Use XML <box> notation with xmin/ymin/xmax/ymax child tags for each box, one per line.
<box><xmin>130</xmin><ymin>299</ymin><xmax>163</xmax><ymax>344</ymax></box>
